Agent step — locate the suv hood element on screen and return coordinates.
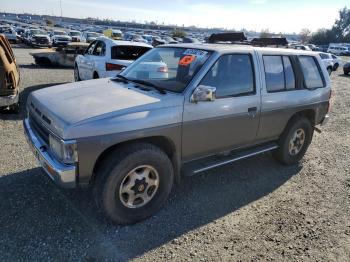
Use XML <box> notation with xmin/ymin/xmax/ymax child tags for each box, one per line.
<box><xmin>28</xmin><ymin>78</ymin><xmax>182</xmax><ymax>139</ymax></box>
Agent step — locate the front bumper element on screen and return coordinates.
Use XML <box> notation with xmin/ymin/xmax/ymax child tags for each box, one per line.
<box><xmin>23</xmin><ymin>118</ymin><xmax>77</xmax><ymax>188</ymax></box>
<box><xmin>0</xmin><ymin>92</ymin><xmax>19</xmax><ymax>107</ymax></box>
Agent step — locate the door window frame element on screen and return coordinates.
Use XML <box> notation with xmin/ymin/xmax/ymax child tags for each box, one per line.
<box><xmin>198</xmin><ymin>53</ymin><xmax>257</xmax><ymax>99</ymax></box>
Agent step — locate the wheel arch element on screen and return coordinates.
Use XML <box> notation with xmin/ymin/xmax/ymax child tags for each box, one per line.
<box><xmin>284</xmin><ymin>109</ymin><xmax>316</xmax><ymax>133</ymax></box>
<box><xmin>90</xmin><ymin>136</ymin><xmax>180</xmax><ymax>185</ymax></box>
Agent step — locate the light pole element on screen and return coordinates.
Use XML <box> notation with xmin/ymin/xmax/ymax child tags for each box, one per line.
<box><xmin>60</xmin><ymin>0</ymin><xmax>63</xmax><ymax>18</ymax></box>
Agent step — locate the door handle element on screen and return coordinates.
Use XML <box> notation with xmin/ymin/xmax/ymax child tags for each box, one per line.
<box><xmin>248</xmin><ymin>107</ymin><xmax>258</xmax><ymax>118</ymax></box>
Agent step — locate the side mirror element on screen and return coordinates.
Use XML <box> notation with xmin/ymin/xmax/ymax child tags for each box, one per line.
<box><xmin>191</xmin><ymin>85</ymin><xmax>216</xmax><ymax>103</ymax></box>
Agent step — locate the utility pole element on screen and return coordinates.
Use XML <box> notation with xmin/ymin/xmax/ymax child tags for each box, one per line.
<box><xmin>60</xmin><ymin>0</ymin><xmax>63</xmax><ymax>18</ymax></box>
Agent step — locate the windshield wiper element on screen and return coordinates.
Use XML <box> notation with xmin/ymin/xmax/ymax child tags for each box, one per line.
<box><xmin>113</xmin><ymin>74</ymin><xmax>130</xmax><ymax>83</ymax></box>
<box><xmin>131</xmin><ymin>79</ymin><xmax>167</xmax><ymax>94</ymax></box>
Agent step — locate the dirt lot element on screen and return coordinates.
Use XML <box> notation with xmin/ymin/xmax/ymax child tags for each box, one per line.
<box><xmin>0</xmin><ymin>47</ymin><xmax>350</xmax><ymax>261</ymax></box>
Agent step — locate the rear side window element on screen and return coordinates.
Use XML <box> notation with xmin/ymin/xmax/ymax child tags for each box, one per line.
<box><xmin>200</xmin><ymin>54</ymin><xmax>255</xmax><ymax>98</ymax></box>
<box><xmin>111</xmin><ymin>46</ymin><xmax>151</xmax><ymax>60</ymax></box>
<box><xmin>263</xmin><ymin>55</ymin><xmax>295</xmax><ymax>92</ymax></box>
<box><xmin>299</xmin><ymin>56</ymin><xmax>324</xmax><ymax>89</ymax></box>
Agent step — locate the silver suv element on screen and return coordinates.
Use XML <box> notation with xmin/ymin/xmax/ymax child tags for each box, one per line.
<box><xmin>24</xmin><ymin>44</ymin><xmax>331</xmax><ymax>224</ymax></box>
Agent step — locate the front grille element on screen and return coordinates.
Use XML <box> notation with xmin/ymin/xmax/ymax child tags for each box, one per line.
<box><xmin>29</xmin><ymin>112</ymin><xmax>50</xmax><ymax>145</ymax></box>
<box><xmin>34</xmin><ymin>37</ymin><xmax>49</xmax><ymax>44</ymax></box>
<box><xmin>57</xmin><ymin>37</ymin><xmax>69</xmax><ymax>42</ymax></box>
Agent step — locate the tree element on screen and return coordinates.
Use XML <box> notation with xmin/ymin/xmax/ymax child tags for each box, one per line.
<box><xmin>46</xmin><ymin>19</ymin><xmax>54</xmax><ymax>27</ymax></box>
<box><xmin>299</xmin><ymin>28</ymin><xmax>311</xmax><ymax>43</ymax></box>
<box><xmin>260</xmin><ymin>29</ymin><xmax>272</xmax><ymax>38</ymax></box>
<box><xmin>309</xmin><ymin>29</ymin><xmax>337</xmax><ymax>45</ymax></box>
<box><xmin>172</xmin><ymin>29</ymin><xmax>186</xmax><ymax>38</ymax></box>
<box><xmin>332</xmin><ymin>7</ymin><xmax>350</xmax><ymax>41</ymax></box>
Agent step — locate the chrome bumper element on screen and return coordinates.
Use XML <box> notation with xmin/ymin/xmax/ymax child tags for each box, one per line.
<box><xmin>0</xmin><ymin>92</ymin><xmax>19</xmax><ymax>107</ymax></box>
<box><xmin>23</xmin><ymin>118</ymin><xmax>77</xmax><ymax>188</ymax></box>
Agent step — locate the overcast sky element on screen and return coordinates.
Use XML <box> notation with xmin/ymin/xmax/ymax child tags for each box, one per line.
<box><xmin>1</xmin><ymin>0</ymin><xmax>348</xmax><ymax>33</ymax></box>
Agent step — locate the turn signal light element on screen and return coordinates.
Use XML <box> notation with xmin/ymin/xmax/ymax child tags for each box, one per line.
<box><xmin>105</xmin><ymin>63</ymin><xmax>125</xmax><ymax>71</ymax></box>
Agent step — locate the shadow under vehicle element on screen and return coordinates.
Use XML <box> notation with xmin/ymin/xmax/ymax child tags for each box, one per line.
<box><xmin>0</xmin><ymin>34</ymin><xmax>20</xmax><ymax>113</ymax></box>
<box><xmin>30</xmin><ymin>42</ymin><xmax>89</xmax><ymax>68</ymax></box>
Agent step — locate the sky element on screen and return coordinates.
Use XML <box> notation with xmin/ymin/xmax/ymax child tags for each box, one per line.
<box><xmin>1</xmin><ymin>0</ymin><xmax>349</xmax><ymax>33</ymax></box>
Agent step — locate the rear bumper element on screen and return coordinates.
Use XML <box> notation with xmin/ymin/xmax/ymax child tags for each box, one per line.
<box><xmin>23</xmin><ymin>118</ymin><xmax>77</xmax><ymax>188</ymax></box>
<box><xmin>0</xmin><ymin>92</ymin><xmax>19</xmax><ymax>107</ymax></box>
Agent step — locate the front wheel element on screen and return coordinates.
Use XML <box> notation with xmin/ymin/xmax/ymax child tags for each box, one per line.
<box><xmin>94</xmin><ymin>143</ymin><xmax>174</xmax><ymax>225</ymax></box>
<box><xmin>272</xmin><ymin>117</ymin><xmax>313</xmax><ymax>165</ymax></box>
<box><xmin>74</xmin><ymin>64</ymin><xmax>81</xmax><ymax>81</ymax></box>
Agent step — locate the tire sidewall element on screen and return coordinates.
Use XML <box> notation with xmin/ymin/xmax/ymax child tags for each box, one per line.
<box><xmin>102</xmin><ymin>149</ymin><xmax>174</xmax><ymax>224</ymax></box>
<box><xmin>280</xmin><ymin>118</ymin><xmax>312</xmax><ymax>165</ymax></box>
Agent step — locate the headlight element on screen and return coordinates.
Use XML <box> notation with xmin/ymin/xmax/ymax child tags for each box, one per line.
<box><xmin>49</xmin><ymin>134</ymin><xmax>78</xmax><ymax>164</ymax></box>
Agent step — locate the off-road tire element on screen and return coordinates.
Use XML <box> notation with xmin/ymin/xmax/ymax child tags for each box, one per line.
<box><xmin>94</xmin><ymin>143</ymin><xmax>174</xmax><ymax>225</ymax></box>
<box><xmin>272</xmin><ymin>117</ymin><xmax>313</xmax><ymax>165</ymax></box>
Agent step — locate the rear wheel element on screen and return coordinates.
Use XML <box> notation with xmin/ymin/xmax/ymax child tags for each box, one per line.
<box><xmin>94</xmin><ymin>143</ymin><xmax>174</xmax><ymax>225</ymax></box>
<box><xmin>93</xmin><ymin>72</ymin><xmax>99</xmax><ymax>79</ymax></box>
<box><xmin>273</xmin><ymin>117</ymin><xmax>313</xmax><ymax>165</ymax></box>
<box><xmin>74</xmin><ymin>64</ymin><xmax>81</xmax><ymax>81</ymax></box>
<box><xmin>344</xmin><ymin>70</ymin><xmax>349</xmax><ymax>75</ymax></box>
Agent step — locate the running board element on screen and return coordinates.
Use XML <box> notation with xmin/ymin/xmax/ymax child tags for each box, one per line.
<box><xmin>183</xmin><ymin>142</ymin><xmax>278</xmax><ymax>176</ymax></box>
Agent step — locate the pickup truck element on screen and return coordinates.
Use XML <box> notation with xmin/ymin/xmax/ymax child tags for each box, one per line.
<box><xmin>24</xmin><ymin>43</ymin><xmax>331</xmax><ymax>224</ymax></box>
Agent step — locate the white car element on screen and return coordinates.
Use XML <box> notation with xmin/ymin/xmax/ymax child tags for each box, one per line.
<box><xmin>331</xmin><ymin>54</ymin><xmax>342</xmax><ymax>71</ymax></box>
<box><xmin>327</xmin><ymin>44</ymin><xmax>350</xmax><ymax>56</ymax></box>
<box><xmin>50</xmin><ymin>31</ymin><xmax>72</xmax><ymax>46</ymax></box>
<box><xmin>68</xmin><ymin>30</ymin><xmax>84</xmax><ymax>42</ymax></box>
<box><xmin>74</xmin><ymin>37</ymin><xmax>155</xmax><ymax>81</ymax></box>
<box><xmin>318</xmin><ymin>52</ymin><xmax>334</xmax><ymax>75</ymax></box>
<box><xmin>0</xmin><ymin>26</ymin><xmax>17</xmax><ymax>43</ymax></box>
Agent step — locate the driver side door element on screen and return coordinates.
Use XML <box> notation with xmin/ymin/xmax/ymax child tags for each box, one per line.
<box><xmin>182</xmin><ymin>53</ymin><xmax>261</xmax><ymax>161</ymax></box>
<box><xmin>79</xmin><ymin>41</ymin><xmax>97</xmax><ymax>80</ymax></box>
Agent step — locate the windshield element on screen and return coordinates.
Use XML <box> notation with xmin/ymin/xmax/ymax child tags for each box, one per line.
<box><xmin>87</xmin><ymin>32</ymin><xmax>99</xmax><ymax>37</ymax></box>
<box><xmin>111</xmin><ymin>46</ymin><xmax>151</xmax><ymax>60</ymax></box>
<box><xmin>31</xmin><ymin>30</ymin><xmax>46</xmax><ymax>35</ymax></box>
<box><xmin>54</xmin><ymin>31</ymin><xmax>66</xmax><ymax>35</ymax></box>
<box><xmin>69</xmin><ymin>32</ymin><xmax>81</xmax><ymax>36</ymax></box>
<box><xmin>120</xmin><ymin>47</ymin><xmax>212</xmax><ymax>93</ymax></box>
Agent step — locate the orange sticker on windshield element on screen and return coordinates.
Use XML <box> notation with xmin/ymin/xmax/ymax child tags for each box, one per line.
<box><xmin>179</xmin><ymin>55</ymin><xmax>196</xmax><ymax>66</ymax></box>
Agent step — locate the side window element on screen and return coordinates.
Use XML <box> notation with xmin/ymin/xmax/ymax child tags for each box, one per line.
<box><xmin>283</xmin><ymin>57</ymin><xmax>296</xmax><ymax>90</ymax></box>
<box><xmin>200</xmin><ymin>54</ymin><xmax>255</xmax><ymax>98</ymax></box>
<box><xmin>299</xmin><ymin>56</ymin><xmax>324</xmax><ymax>89</ymax></box>
<box><xmin>86</xmin><ymin>41</ymin><xmax>97</xmax><ymax>55</ymax></box>
<box><xmin>93</xmin><ymin>41</ymin><xmax>106</xmax><ymax>56</ymax></box>
<box><xmin>263</xmin><ymin>55</ymin><xmax>295</xmax><ymax>92</ymax></box>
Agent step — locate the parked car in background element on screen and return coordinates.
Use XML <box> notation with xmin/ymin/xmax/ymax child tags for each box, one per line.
<box><xmin>24</xmin><ymin>28</ymin><xmax>51</xmax><ymax>47</ymax></box>
<box><xmin>129</xmin><ymin>34</ymin><xmax>148</xmax><ymax>43</ymax></box>
<box><xmin>50</xmin><ymin>30</ymin><xmax>72</xmax><ymax>46</ymax></box>
<box><xmin>0</xmin><ymin>34</ymin><xmax>20</xmax><ymax>113</ymax></box>
<box><xmin>182</xmin><ymin>37</ymin><xmax>201</xmax><ymax>43</ymax></box>
<box><xmin>0</xmin><ymin>26</ymin><xmax>17</xmax><ymax>43</ymax></box>
<box><xmin>74</xmin><ymin>37</ymin><xmax>153</xmax><ymax>81</ymax></box>
<box><xmin>163</xmin><ymin>36</ymin><xmax>178</xmax><ymax>44</ymax></box>
<box><xmin>331</xmin><ymin>54</ymin><xmax>342</xmax><ymax>71</ymax></box>
<box><xmin>30</xmin><ymin>42</ymin><xmax>89</xmax><ymax>67</ymax></box>
<box><xmin>294</xmin><ymin>45</ymin><xmax>312</xmax><ymax>51</ymax></box>
<box><xmin>318</xmin><ymin>52</ymin><xmax>335</xmax><ymax>75</ymax></box>
<box><xmin>328</xmin><ymin>44</ymin><xmax>350</xmax><ymax>56</ymax></box>
<box><xmin>307</xmin><ymin>44</ymin><xmax>319</xmax><ymax>51</ymax></box>
<box><xmin>68</xmin><ymin>30</ymin><xmax>84</xmax><ymax>42</ymax></box>
<box><xmin>103</xmin><ymin>29</ymin><xmax>123</xmax><ymax>40</ymax></box>
<box><xmin>24</xmin><ymin>44</ymin><xmax>331</xmax><ymax>224</ymax></box>
<box><xmin>344</xmin><ymin>61</ymin><xmax>350</xmax><ymax>75</ymax></box>
<box><xmin>142</xmin><ymin>35</ymin><xmax>153</xmax><ymax>45</ymax></box>
<box><xmin>83</xmin><ymin>31</ymin><xmax>100</xmax><ymax>43</ymax></box>
<box><xmin>152</xmin><ymin>37</ymin><xmax>166</xmax><ymax>47</ymax></box>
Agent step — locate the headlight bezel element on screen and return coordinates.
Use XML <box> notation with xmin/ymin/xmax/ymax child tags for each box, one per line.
<box><xmin>49</xmin><ymin>134</ymin><xmax>78</xmax><ymax>165</ymax></box>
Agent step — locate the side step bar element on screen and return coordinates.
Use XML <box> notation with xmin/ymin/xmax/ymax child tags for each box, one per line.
<box><xmin>183</xmin><ymin>142</ymin><xmax>278</xmax><ymax>176</ymax></box>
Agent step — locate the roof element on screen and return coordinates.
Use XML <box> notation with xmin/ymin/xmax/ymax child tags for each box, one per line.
<box><xmin>161</xmin><ymin>43</ymin><xmax>318</xmax><ymax>56</ymax></box>
<box><xmin>96</xmin><ymin>36</ymin><xmax>152</xmax><ymax>48</ymax></box>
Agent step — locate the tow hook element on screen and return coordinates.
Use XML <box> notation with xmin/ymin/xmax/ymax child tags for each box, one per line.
<box><xmin>314</xmin><ymin>127</ymin><xmax>322</xmax><ymax>134</ymax></box>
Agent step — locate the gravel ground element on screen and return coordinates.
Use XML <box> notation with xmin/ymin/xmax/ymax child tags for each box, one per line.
<box><xmin>0</xmin><ymin>47</ymin><xmax>350</xmax><ymax>261</ymax></box>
